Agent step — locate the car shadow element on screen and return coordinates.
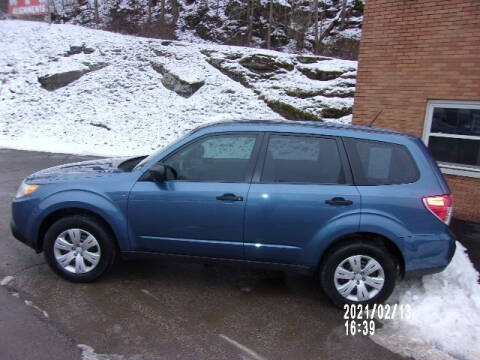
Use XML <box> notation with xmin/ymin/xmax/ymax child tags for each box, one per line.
<box><xmin>102</xmin><ymin>257</ymin><xmax>334</xmax><ymax>306</ymax></box>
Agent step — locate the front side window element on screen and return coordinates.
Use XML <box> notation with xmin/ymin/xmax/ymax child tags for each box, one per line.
<box><xmin>163</xmin><ymin>133</ymin><xmax>257</xmax><ymax>182</ymax></box>
<box><xmin>424</xmin><ymin>100</ymin><xmax>480</xmax><ymax>177</ymax></box>
<box><xmin>261</xmin><ymin>135</ymin><xmax>346</xmax><ymax>184</ymax></box>
<box><xmin>344</xmin><ymin>138</ymin><xmax>419</xmax><ymax>185</ymax></box>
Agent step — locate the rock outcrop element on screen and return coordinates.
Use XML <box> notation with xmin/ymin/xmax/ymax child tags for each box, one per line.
<box><xmin>38</xmin><ymin>60</ymin><xmax>107</xmax><ymax>91</ymax></box>
<box><xmin>203</xmin><ymin>47</ymin><xmax>356</xmax><ymax>121</ymax></box>
<box><xmin>151</xmin><ymin>62</ymin><xmax>205</xmax><ymax>98</ymax></box>
<box><xmin>38</xmin><ymin>68</ymin><xmax>88</xmax><ymax>91</ymax></box>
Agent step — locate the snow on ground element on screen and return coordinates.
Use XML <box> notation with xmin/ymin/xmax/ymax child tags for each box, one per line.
<box><xmin>0</xmin><ymin>20</ymin><xmax>281</xmax><ymax>156</ymax></box>
<box><xmin>375</xmin><ymin>242</ymin><xmax>480</xmax><ymax>360</ymax></box>
<box><xmin>0</xmin><ymin>20</ymin><xmax>355</xmax><ymax>156</ymax></box>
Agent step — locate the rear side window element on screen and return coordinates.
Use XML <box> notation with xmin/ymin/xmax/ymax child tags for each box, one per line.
<box><xmin>261</xmin><ymin>135</ymin><xmax>346</xmax><ymax>184</ymax></box>
<box><xmin>344</xmin><ymin>138</ymin><xmax>419</xmax><ymax>185</ymax></box>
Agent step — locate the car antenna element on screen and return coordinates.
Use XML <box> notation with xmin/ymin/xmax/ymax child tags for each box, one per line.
<box><xmin>368</xmin><ymin>109</ymin><xmax>383</xmax><ymax>127</ymax></box>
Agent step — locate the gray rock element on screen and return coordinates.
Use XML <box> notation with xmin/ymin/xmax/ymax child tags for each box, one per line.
<box><xmin>322</xmin><ymin>105</ymin><xmax>353</xmax><ymax>119</ymax></box>
<box><xmin>297</xmin><ymin>66</ymin><xmax>344</xmax><ymax>81</ymax></box>
<box><xmin>239</xmin><ymin>54</ymin><xmax>294</xmax><ymax>73</ymax></box>
<box><xmin>38</xmin><ymin>62</ymin><xmax>108</xmax><ymax>91</ymax></box>
<box><xmin>38</xmin><ymin>70</ymin><xmax>88</xmax><ymax>91</ymax></box>
<box><xmin>260</xmin><ymin>95</ymin><xmax>321</xmax><ymax>121</ymax></box>
<box><xmin>161</xmin><ymin>73</ymin><xmax>204</xmax><ymax>98</ymax></box>
<box><xmin>296</xmin><ymin>55</ymin><xmax>330</xmax><ymax>64</ymax></box>
<box><xmin>285</xmin><ymin>86</ymin><xmax>355</xmax><ymax>99</ymax></box>
<box><xmin>90</xmin><ymin>122</ymin><xmax>111</xmax><ymax>131</ymax></box>
<box><xmin>205</xmin><ymin>58</ymin><xmax>253</xmax><ymax>89</ymax></box>
<box><xmin>83</xmin><ymin>61</ymin><xmax>109</xmax><ymax>72</ymax></box>
<box><xmin>151</xmin><ymin>62</ymin><xmax>205</xmax><ymax>98</ymax></box>
<box><xmin>64</xmin><ymin>44</ymin><xmax>96</xmax><ymax>56</ymax></box>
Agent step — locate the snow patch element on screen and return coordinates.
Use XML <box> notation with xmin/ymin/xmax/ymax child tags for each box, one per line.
<box><xmin>140</xmin><ymin>289</ymin><xmax>160</xmax><ymax>301</ymax></box>
<box><xmin>0</xmin><ymin>275</ymin><xmax>15</xmax><ymax>286</ymax></box>
<box><xmin>219</xmin><ymin>334</ymin><xmax>266</xmax><ymax>360</ymax></box>
<box><xmin>78</xmin><ymin>344</ymin><xmax>107</xmax><ymax>360</ymax></box>
<box><xmin>376</xmin><ymin>242</ymin><xmax>480</xmax><ymax>360</ymax></box>
<box><xmin>24</xmin><ymin>299</ymin><xmax>49</xmax><ymax>318</ymax></box>
<box><xmin>77</xmin><ymin>344</ymin><xmax>136</xmax><ymax>360</ymax></box>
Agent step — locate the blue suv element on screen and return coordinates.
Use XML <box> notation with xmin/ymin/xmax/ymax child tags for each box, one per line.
<box><xmin>10</xmin><ymin>121</ymin><xmax>456</xmax><ymax>306</ymax></box>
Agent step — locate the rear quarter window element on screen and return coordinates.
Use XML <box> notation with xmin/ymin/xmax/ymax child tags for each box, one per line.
<box><xmin>344</xmin><ymin>138</ymin><xmax>420</xmax><ymax>185</ymax></box>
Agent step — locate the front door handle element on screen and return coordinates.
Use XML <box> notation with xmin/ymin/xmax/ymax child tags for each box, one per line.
<box><xmin>325</xmin><ymin>197</ymin><xmax>353</xmax><ymax>206</ymax></box>
<box><xmin>216</xmin><ymin>193</ymin><xmax>243</xmax><ymax>202</ymax></box>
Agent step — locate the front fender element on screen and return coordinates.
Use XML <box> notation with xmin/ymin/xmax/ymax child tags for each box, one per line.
<box><xmin>30</xmin><ymin>190</ymin><xmax>130</xmax><ymax>251</ymax></box>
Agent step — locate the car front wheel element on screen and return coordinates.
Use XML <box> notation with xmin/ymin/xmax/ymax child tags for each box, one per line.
<box><xmin>320</xmin><ymin>241</ymin><xmax>397</xmax><ymax>307</ymax></box>
<box><xmin>43</xmin><ymin>215</ymin><xmax>116</xmax><ymax>282</ymax></box>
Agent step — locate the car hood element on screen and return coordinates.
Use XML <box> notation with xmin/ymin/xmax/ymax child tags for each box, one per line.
<box><xmin>26</xmin><ymin>157</ymin><xmax>131</xmax><ymax>184</ymax></box>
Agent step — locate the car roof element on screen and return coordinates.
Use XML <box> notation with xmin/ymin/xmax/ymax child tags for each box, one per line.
<box><xmin>193</xmin><ymin>120</ymin><xmax>416</xmax><ymax>143</ymax></box>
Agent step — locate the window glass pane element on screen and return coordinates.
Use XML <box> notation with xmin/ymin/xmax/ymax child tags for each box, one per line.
<box><xmin>428</xmin><ymin>137</ymin><xmax>480</xmax><ymax>168</ymax></box>
<box><xmin>261</xmin><ymin>135</ymin><xmax>345</xmax><ymax>184</ymax></box>
<box><xmin>202</xmin><ymin>136</ymin><xmax>256</xmax><ymax>159</ymax></box>
<box><xmin>268</xmin><ymin>136</ymin><xmax>321</xmax><ymax>161</ymax></box>
<box><xmin>164</xmin><ymin>134</ymin><xmax>257</xmax><ymax>182</ymax></box>
<box><xmin>366</xmin><ymin>147</ymin><xmax>393</xmax><ymax>180</ymax></box>
<box><xmin>344</xmin><ymin>138</ymin><xmax>419</xmax><ymax>185</ymax></box>
<box><xmin>431</xmin><ymin>107</ymin><xmax>480</xmax><ymax>136</ymax></box>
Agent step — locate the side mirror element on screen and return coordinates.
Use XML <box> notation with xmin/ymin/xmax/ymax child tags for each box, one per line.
<box><xmin>148</xmin><ymin>163</ymin><xmax>166</xmax><ymax>182</ymax></box>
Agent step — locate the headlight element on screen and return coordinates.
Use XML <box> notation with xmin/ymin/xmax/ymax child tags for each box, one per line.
<box><xmin>16</xmin><ymin>181</ymin><xmax>39</xmax><ymax>198</ymax></box>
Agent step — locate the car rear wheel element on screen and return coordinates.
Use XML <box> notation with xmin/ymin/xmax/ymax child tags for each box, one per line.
<box><xmin>43</xmin><ymin>215</ymin><xmax>116</xmax><ymax>282</ymax></box>
<box><xmin>320</xmin><ymin>241</ymin><xmax>397</xmax><ymax>307</ymax></box>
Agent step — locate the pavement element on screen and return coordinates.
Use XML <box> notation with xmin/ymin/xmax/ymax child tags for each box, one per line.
<box><xmin>0</xmin><ymin>286</ymin><xmax>81</xmax><ymax>360</ymax></box>
<box><xmin>0</xmin><ymin>148</ymin><xmax>477</xmax><ymax>360</ymax></box>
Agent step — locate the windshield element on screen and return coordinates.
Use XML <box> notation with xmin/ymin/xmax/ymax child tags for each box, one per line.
<box><xmin>133</xmin><ymin>131</ymin><xmax>193</xmax><ymax>170</ymax></box>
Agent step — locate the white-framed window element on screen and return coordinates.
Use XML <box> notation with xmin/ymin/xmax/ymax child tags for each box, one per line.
<box><xmin>423</xmin><ymin>100</ymin><xmax>480</xmax><ymax>179</ymax></box>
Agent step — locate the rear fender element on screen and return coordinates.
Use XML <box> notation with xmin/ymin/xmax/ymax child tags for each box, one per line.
<box><xmin>303</xmin><ymin>212</ymin><xmax>361</xmax><ymax>266</ymax></box>
<box><xmin>305</xmin><ymin>212</ymin><xmax>409</xmax><ymax>269</ymax></box>
<box><xmin>358</xmin><ymin>212</ymin><xmax>409</xmax><ymax>254</ymax></box>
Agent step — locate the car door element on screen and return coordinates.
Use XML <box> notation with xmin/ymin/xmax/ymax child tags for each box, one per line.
<box><xmin>244</xmin><ymin>133</ymin><xmax>361</xmax><ymax>266</ymax></box>
<box><xmin>128</xmin><ymin>132</ymin><xmax>262</xmax><ymax>259</ymax></box>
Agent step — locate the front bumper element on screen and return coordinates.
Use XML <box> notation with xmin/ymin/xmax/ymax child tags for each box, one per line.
<box><xmin>10</xmin><ymin>218</ymin><xmax>39</xmax><ymax>252</ymax></box>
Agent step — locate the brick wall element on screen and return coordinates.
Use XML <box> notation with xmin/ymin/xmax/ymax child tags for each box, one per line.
<box><xmin>445</xmin><ymin>175</ymin><xmax>480</xmax><ymax>221</ymax></box>
<box><xmin>353</xmin><ymin>0</ymin><xmax>480</xmax><ymax>222</ymax></box>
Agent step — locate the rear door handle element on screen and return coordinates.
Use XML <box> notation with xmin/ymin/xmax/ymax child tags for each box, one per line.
<box><xmin>216</xmin><ymin>193</ymin><xmax>243</xmax><ymax>202</ymax></box>
<box><xmin>325</xmin><ymin>197</ymin><xmax>353</xmax><ymax>206</ymax></box>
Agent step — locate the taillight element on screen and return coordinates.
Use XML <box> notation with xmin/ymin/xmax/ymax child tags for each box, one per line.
<box><xmin>422</xmin><ymin>195</ymin><xmax>453</xmax><ymax>225</ymax></box>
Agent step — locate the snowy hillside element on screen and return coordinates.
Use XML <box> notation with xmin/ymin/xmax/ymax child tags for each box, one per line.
<box><xmin>0</xmin><ymin>20</ymin><xmax>355</xmax><ymax>156</ymax></box>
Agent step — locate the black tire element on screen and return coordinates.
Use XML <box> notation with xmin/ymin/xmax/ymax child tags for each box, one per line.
<box><xmin>320</xmin><ymin>241</ymin><xmax>397</xmax><ymax>308</ymax></box>
<box><xmin>43</xmin><ymin>215</ymin><xmax>116</xmax><ymax>282</ymax></box>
